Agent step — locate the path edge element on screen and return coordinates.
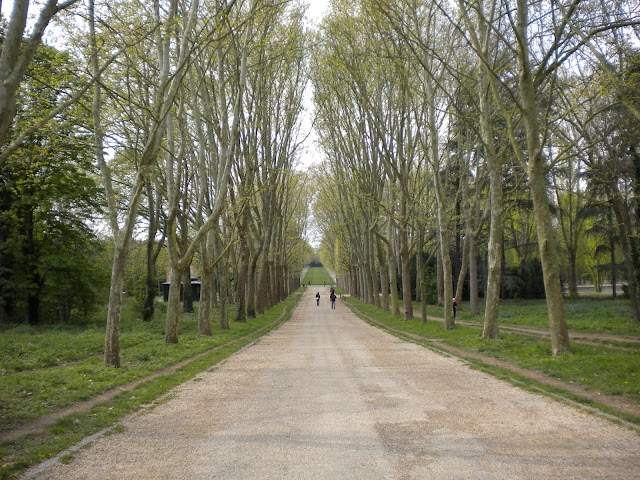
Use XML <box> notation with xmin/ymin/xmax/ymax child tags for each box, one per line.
<box><xmin>345</xmin><ymin>300</ymin><xmax>640</xmax><ymax>435</ymax></box>
<box><xmin>10</xmin><ymin>293</ymin><xmax>301</xmax><ymax>480</ymax></box>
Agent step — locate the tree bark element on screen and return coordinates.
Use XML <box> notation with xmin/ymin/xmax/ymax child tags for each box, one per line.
<box><xmin>480</xmin><ymin>59</ymin><xmax>502</xmax><ymax>339</ymax></box>
<box><xmin>399</xmin><ymin>214</ymin><xmax>413</xmax><ymax>320</ymax></box>
<box><xmin>610</xmin><ymin>209</ymin><xmax>617</xmax><ymax>299</ymax></box>
<box><xmin>376</xmin><ymin>236</ymin><xmax>390</xmax><ymax>311</ymax></box>
<box><xmin>454</xmin><ymin>232</ymin><xmax>469</xmax><ymax>309</ymax></box>
<box><xmin>104</xmin><ymin>245</ymin><xmax>126</xmax><ymax>367</ymax></box>
<box><xmin>365</xmin><ymin>229</ymin><xmax>377</xmax><ymax>305</ymax></box>
<box><xmin>198</xmin><ymin>230</ymin><xmax>214</xmax><ymax>335</ymax></box>
<box><xmin>142</xmin><ymin>180</ymin><xmax>161</xmax><ymax>322</ymax></box>
<box><xmin>437</xmin><ymin>246</ymin><xmax>444</xmax><ymax>306</ymax></box>
<box><xmin>247</xmin><ymin>248</ymin><xmax>260</xmax><ymax>318</ymax></box>
<box><xmin>165</xmin><ymin>263</ymin><xmax>181</xmax><ymax>345</ymax></box>
<box><xmin>417</xmin><ymin>229</ymin><xmax>428</xmax><ymax>324</ymax></box>
<box><xmin>469</xmin><ymin>231</ymin><xmax>480</xmax><ymax>315</ymax></box>
<box><xmin>516</xmin><ymin>0</ymin><xmax>570</xmax><ymax>353</ymax></box>
<box><xmin>256</xmin><ymin>224</ymin><xmax>274</xmax><ymax>314</ymax></box>
<box><xmin>182</xmin><ymin>262</ymin><xmax>194</xmax><ymax>313</ymax></box>
<box><xmin>610</xmin><ymin>187</ymin><xmax>640</xmax><ymax>323</ymax></box>
<box><xmin>235</xmin><ymin>226</ymin><xmax>250</xmax><ymax>323</ymax></box>
<box><xmin>215</xmin><ymin>228</ymin><xmax>229</xmax><ymax>330</ymax></box>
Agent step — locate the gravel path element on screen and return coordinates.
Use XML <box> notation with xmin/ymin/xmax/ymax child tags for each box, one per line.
<box><xmin>29</xmin><ymin>288</ymin><xmax>640</xmax><ymax>479</ymax></box>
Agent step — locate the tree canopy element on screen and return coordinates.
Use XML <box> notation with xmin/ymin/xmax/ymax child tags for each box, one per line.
<box><xmin>1</xmin><ymin>0</ymin><xmax>639</xmax><ymax>362</ymax></box>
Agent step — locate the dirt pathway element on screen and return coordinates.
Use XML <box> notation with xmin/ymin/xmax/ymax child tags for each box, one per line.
<box><xmin>413</xmin><ymin>309</ymin><xmax>640</xmax><ymax>348</ymax></box>
<box><xmin>26</xmin><ymin>288</ymin><xmax>640</xmax><ymax>479</ymax></box>
<box><xmin>357</xmin><ymin>310</ymin><xmax>640</xmax><ymax>419</ymax></box>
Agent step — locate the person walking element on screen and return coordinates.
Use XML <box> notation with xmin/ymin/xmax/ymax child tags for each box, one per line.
<box><xmin>330</xmin><ymin>291</ymin><xmax>336</xmax><ymax>309</ymax></box>
<box><xmin>316</xmin><ymin>292</ymin><xmax>320</xmax><ymax>306</ymax></box>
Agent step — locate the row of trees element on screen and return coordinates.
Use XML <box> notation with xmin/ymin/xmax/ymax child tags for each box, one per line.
<box><xmin>0</xmin><ymin>0</ymin><xmax>314</xmax><ymax>367</ymax></box>
<box><xmin>2</xmin><ymin>0</ymin><xmax>639</xmax><ymax>363</ymax></box>
<box><xmin>0</xmin><ymin>39</ymin><xmax>106</xmax><ymax>325</ymax></box>
<box><xmin>312</xmin><ymin>0</ymin><xmax>640</xmax><ymax>355</ymax></box>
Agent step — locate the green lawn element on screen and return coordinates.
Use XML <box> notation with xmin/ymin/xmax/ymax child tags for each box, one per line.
<box><xmin>0</xmin><ymin>295</ymin><xmax>299</xmax><ymax>479</ymax></box>
<box><xmin>302</xmin><ymin>266</ymin><xmax>335</xmax><ymax>286</ymax></box>
<box><xmin>413</xmin><ymin>297</ymin><xmax>640</xmax><ymax>336</ymax></box>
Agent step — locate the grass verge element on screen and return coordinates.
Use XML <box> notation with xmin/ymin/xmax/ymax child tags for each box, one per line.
<box><xmin>347</xmin><ymin>297</ymin><xmax>640</xmax><ymax>427</ymax></box>
<box><xmin>0</xmin><ymin>294</ymin><xmax>300</xmax><ymax>479</ymax></box>
<box><xmin>416</xmin><ymin>297</ymin><xmax>640</xmax><ymax>336</ymax></box>
<box><xmin>302</xmin><ymin>267</ymin><xmax>335</xmax><ymax>287</ymax></box>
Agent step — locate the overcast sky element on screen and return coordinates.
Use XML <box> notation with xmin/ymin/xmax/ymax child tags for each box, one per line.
<box><xmin>297</xmin><ymin>0</ymin><xmax>331</xmax><ymax>171</ymax></box>
<box><xmin>306</xmin><ymin>0</ymin><xmax>330</xmax><ymax>23</ymax></box>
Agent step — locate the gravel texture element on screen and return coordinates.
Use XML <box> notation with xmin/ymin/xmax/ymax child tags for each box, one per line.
<box><xmin>30</xmin><ymin>288</ymin><xmax>640</xmax><ymax>479</ymax></box>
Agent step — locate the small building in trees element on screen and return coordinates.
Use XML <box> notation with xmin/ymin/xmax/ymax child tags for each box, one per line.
<box><xmin>161</xmin><ymin>279</ymin><xmax>202</xmax><ymax>302</ymax></box>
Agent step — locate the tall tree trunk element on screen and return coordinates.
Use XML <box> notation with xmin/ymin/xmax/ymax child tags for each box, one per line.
<box><xmin>480</xmin><ymin>63</ymin><xmax>502</xmax><ymax>339</ymax></box>
<box><xmin>437</xmin><ymin>246</ymin><xmax>444</xmax><ymax>306</ymax></box>
<box><xmin>256</xmin><ymin>228</ymin><xmax>273</xmax><ymax>314</ymax></box>
<box><xmin>610</xmin><ymin>188</ymin><xmax>640</xmax><ymax>323</ymax></box>
<box><xmin>142</xmin><ymin>210</ymin><xmax>158</xmax><ymax>321</ymax></box>
<box><xmin>438</xmin><ymin>236</ymin><xmax>455</xmax><ymax>330</ymax></box>
<box><xmin>268</xmin><ymin>260</ymin><xmax>276</xmax><ymax>307</ymax></box>
<box><xmin>358</xmin><ymin>263</ymin><xmax>365</xmax><ymax>301</ymax></box>
<box><xmin>182</xmin><ymin>262</ymin><xmax>194</xmax><ymax>313</ymax></box>
<box><xmin>352</xmin><ymin>264</ymin><xmax>359</xmax><ymax>298</ymax></box>
<box><xmin>399</xmin><ymin>197</ymin><xmax>413</xmax><ymax>320</ymax></box>
<box><xmin>376</xmin><ymin>236</ymin><xmax>390</xmax><ymax>311</ymax></box>
<box><xmin>455</xmin><ymin>153</ymin><xmax>471</xmax><ymax>309</ymax></box>
<box><xmin>215</xmin><ymin>229</ymin><xmax>229</xmax><ymax>330</ymax></box>
<box><xmin>469</xmin><ymin>232</ymin><xmax>480</xmax><ymax>315</ymax></box>
<box><xmin>433</xmin><ymin>180</ymin><xmax>454</xmax><ymax>329</ymax></box>
<box><xmin>278</xmin><ymin>262</ymin><xmax>286</xmax><ymax>302</ymax></box>
<box><xmin>365</xmin><ymin>229</ymin><xmax>376</xmax><ymax>305</ymax></box>
<box><xmin>142</xmin><ymin>182</ymin><xmax>155</xmax><ymax>322</ymax></box>
<box><xmin>610</xmin><ymin>209</ymin><xmax>617</xmax><ymax>298</ymax></box>
<box><xmin>526</xmin><ymin>148</ymin><xmax>570</xmax><ymax>351</ymax></box>
<box><xmin>415</xmin><ymin>254</ymin><xmax>422</xmax><ymax>304</ymax></box>
<box><xmin>515</xmin><ymin>0</ymin><xmax>569</xmax><ymax>353</ymax></box>
<box><xmin>454</xmin><ymin>233</ymin><xmax>469</xmax><ymax>309</ymax></box>
<box><xmin>165</xmin><ymin>263</ymin><xmax>181</xmax><ymax>345</ymax></box>
<box><xmin>104</xmin><ymin>244</ymin><xmax>127</xmax><ymax>367</ymax></box>
<box><xmin>567</xmin><ymin>250</ymin><xmax>578</xmax><ymax>299</ymax></box>
<box><xmin>417</xmin><ymin>229</ymin><xmax>428</xmax><ymax>324</ymax></box>
<box><xmin>430</xmin><ymin>160</ymin><xmax>455</xmax><ymax>329</ymax></box>
<box><xmin>219</xmin><ymin>264</ymin><xmax>229</xmax><ymax>330</ymax></box>
<box><xmin>198</xmin><ymin>230</ymin><xmax>214</xmax><ymax>335</ymax></box>
<box><xmin>247</xmin><ymin>249</ymin><xmax>260</xmax><ymax>318</ymax></box>
<box><xmin>235</xmin><ymin>228</ymin><xmax>250</xmax><ymax>323</ymax></box>
<box><xmin>387</xmin><ymin>190</ymin><xmax>401</xmax><ymax>315</ymax></box>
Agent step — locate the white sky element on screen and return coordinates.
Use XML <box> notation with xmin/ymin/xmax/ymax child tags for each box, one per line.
<box><xmin>306</xmin><ymin>0</ymin><xmax>330</xmax><ymax>24</ymax></box>
<box><xmin>297</xmin><ymin>0</ymin><xmax>331</xmax><ymax>171</ymax></box>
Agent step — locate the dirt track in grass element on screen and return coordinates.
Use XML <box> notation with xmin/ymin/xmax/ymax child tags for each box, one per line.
<box><xmin>25</xmin><ymin>288</ymin><xmax>640</xmax><ymax>479</ymax></box>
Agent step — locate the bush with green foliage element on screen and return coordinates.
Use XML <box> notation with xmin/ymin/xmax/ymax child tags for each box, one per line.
<box><xmin>0</xmin><ymin>43</ymin><xmax>106</xmax><ymax>325</ymax></box>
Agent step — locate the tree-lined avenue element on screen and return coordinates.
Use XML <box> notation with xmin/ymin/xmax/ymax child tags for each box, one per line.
<box><xmin>29</xmin><ymin>289</ymin><xmax>640</xmax><ymax>479</ymax></box>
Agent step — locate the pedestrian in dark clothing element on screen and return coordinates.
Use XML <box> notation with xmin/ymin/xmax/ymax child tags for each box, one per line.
<box><xmin>316</xmin><ymin>292</ymin><xmax>320</xmax><ymax>306</ymax></box>
<box><xmin>452</xmin><ymin>298</ymin><xmax>457</xmax><ymax>318</ymax></box>
<box><xmin>330</xmin><ymin>292</ymin><xmax>336</xmax><ymax>309</ymax></box>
